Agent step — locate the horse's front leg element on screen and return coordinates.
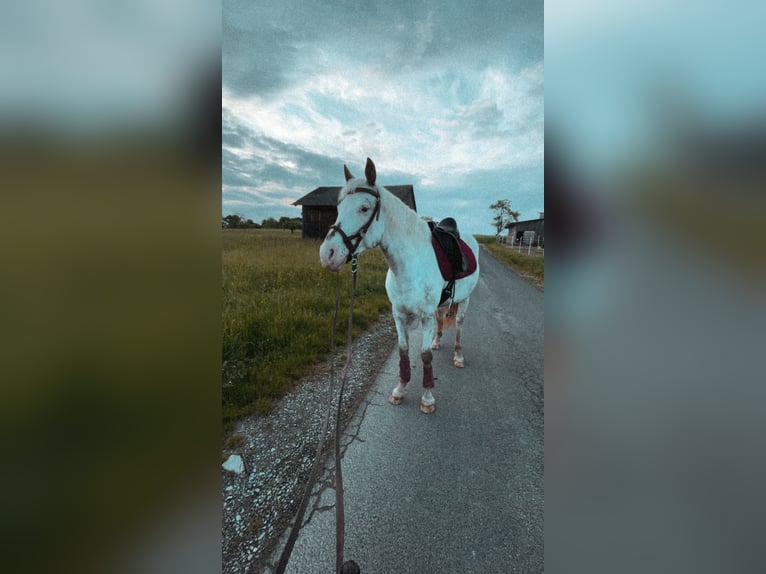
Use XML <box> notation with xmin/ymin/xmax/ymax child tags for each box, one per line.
<box><xmin>388</xmin><ymin>309</ymin><xmax>411</xmax><ymax>406</ymax></box>
<box><xmin>419</xmin><ymin>313</ymin><xmax>437</xmax><ymax>414</ymax></box>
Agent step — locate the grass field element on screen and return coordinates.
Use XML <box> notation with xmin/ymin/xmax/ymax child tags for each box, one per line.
<box><xmin>222</xmin><ymin>229</ymin><xmax>392</xmax><ymax>427</ymax></box>
<box><xmin>475</xmin><ymin>235</ymin><xmax>545</xmax><ymax>289</ymax></box>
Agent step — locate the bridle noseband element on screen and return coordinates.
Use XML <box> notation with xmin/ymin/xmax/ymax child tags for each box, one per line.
<box><xmin>328</xmin><ymin>186</ymin><xmax>381</xmax><ymax>262</ymax></box>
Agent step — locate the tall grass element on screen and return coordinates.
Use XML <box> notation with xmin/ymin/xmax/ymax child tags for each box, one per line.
<box><xmin>222</xmin><ymin>229</ymin><xmax>391</xmax><ymax>426</ymax></box>
<box><xmin>475</xmin><ymin>234</ymin><xmax>545</xmax><ymax>288</ymax></box>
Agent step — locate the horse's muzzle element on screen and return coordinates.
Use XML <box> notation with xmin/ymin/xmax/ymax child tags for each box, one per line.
<box><xmin>319</xmin><ymin>237</ymin><xmax>348</xmax><ymax>272</ymax></box>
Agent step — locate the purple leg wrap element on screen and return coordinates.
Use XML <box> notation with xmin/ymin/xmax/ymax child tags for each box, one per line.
<box><xmin>399</xmin><ymin>350</ymin><xmax>411</xmax><ymax>383</ymax></box>
<box><xmin>422</xmin><ymin>362</ymin><xmax>434</xmax><ymax>389</ymax></box>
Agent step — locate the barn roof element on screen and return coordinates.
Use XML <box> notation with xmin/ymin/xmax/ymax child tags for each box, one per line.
<box><xmin>505</xmin><ymin>217</ymin><xmax>544</xmax><ymax>229</ymax></box>
<box><xmin>293</xmin><ymin>185</ymin><xmax>417</xmax><ymax>212</ymax></box>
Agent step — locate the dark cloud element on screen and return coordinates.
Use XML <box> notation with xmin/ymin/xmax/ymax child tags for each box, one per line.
<box><xmin>222</xmin><ymin>19</ymin><xmax>301</xmax><ymax>96</ymax></box>
<box><xmin>417</xmin><ymin>163</ymin><xmax>544</xmax><ymax>228</ymax></box>
<box><xmin>458</xmin><ymin>99</ymin><xmax>506</xmax><ymax>135</ymax></box>
<box><xmin>223</xmin><ymin>0</ymin><xmax>543</xmax><ymax>97</ymax></box>
<box><xmin>222</xmin><ymin>111</ymin><xmax>350</xmax><ymax>208</ymax></box>
<box><xmin>221</xmin><ymin>111</ymin><xmax>250</xmax><ymax>150</ymax></box>
<box><xmin>424</xmin><ymin>0</ymin><xmax>543</xmax><ymax>63</ymax></box>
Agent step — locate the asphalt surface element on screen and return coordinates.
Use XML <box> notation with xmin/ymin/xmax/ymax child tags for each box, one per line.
<box><xmin>268</xmin><ymin>246</ymin><xmax>543</xmax><ymax>573</ymax></box>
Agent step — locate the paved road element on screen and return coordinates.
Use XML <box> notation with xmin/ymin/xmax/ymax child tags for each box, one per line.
<box><xmin>270</xmin><ymin>246</ymin><xmax>544</xmax><ymax>573</ymax></box>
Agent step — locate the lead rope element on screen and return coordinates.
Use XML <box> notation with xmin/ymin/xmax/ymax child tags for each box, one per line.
<box><xmin>272</xmin><ymin>256</ymin><xmax>360</xmax><ymax>574</ymax></box>
<box><xmin>335</xmin><ymin>254</ymin><xmax>359</xmax><ymax>573</ymax></box>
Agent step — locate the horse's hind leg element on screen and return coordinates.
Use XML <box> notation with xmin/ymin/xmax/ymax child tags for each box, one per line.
<box><xmin>389</xmin><ymin>310</ymin><xmax>411</xmax><ymax>405</ymax></box>
<box><xmin>453</xmin><ymin>299</ymin><xmax>469</xmax><ymax>368</ymax></box>
<box><xmin>431</xmin><ymin>308</ymin><xmax>444</xmax><ymax>350</ymax></box>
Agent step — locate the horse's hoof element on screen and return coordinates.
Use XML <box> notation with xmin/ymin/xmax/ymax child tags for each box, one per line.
<box><xmin>419</xmin><ymin>401</ymin><xmax>436</xmax><ymax>414</ymax></box>
<box><xmin>431</xmin><ymin>342</ymin><xmax>441</xmax><ymax>350</ymax></box>
<box><xmin>389</xmin><ymin>394</ymin><xmax>404</xmax><ymax>405</ymax></box>
<box><xmin>453</xmin><ymin>358</ymin><xmax>465</xmax><ymax>368</ymax></box>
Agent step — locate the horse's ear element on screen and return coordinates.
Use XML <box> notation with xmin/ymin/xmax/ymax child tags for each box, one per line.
<box><xmin>365</xmin><ymin>157</ymin><xmax>376</xmax><ymax>186</ymax></box>
<box><xmin>344</xmin><ymin>164</ymin><xmax>354</xmax><ymax>182</ymax></box>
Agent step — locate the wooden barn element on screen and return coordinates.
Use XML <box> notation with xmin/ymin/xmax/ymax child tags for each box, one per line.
<box><xmin>292</xmin><ymin>185</ymin><xmax>416</xmax><ymax>239</ymax></box>
<box><xmin>506</xmin><ymin>213</ymin><xmax>545</xmax><ymax>246</ymax></box>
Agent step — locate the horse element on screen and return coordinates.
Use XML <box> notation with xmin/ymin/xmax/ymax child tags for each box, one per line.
<box><xmin>319</xmin><ymin>158</ymin><xmax>480</xmax><ymax>414</ymax></box>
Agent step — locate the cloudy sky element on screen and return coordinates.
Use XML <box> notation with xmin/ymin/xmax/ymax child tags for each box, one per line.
<box><xmin>222</xmin><ymin>0</ymin><xmax>543</xmax><ymax>235</ymax></box>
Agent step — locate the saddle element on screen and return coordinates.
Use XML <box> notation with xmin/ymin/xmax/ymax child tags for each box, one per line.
<box><xmin>429</xmin><ymin>218</ymin><xmax>477</xmax><ymax>306</ymax></box>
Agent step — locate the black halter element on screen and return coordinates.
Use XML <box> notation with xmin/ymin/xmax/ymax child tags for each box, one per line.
<box><xmin>329</xmin><ymin>186</ymin><xmax>381</xmax><ymax>262</ymax></box>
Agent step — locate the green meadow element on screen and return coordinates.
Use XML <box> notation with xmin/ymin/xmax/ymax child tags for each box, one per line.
<box><xmin>222</xmin><ymin>229</ymin><xmax>392</xmax><ymax>427</ymax></box>
<box><xmin>476</xmin><ymin>235</ymin><xmax>545</xmax><ymax>288</ymax></box>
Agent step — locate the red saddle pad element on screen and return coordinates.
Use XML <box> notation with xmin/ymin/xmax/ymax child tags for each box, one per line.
<box><xmin>431</xmin><ymin>236</ymin><xmax>477</xmax><ymax>281</ymax></box>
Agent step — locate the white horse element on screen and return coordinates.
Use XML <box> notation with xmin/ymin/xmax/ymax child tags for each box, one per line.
<box><xmin>319</xmin><ymin>158</ymin><xmax>480</xmax><ymax>414</ymax></box>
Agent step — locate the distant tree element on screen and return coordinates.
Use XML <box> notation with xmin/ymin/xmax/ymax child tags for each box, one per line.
<box><xmin>223</xmin><ymin>214</ymin><xmax>243</xmax><ymax>228</ymax></box>
<box><xmin>256</xmin><ymin>216</ymin><xmax>301</xmax><ymax>230</ymax></box>
<box><xmin>223</xmin><ymin>214</ymin><xmax>261</xmax><ymax>228</ymax></box>
<box><xmin>287</xmin><ymin>217</ymin><xmax>302</xmax><ymax>232</ymax></box>
<box><xmin>273</xmin><ymin>216</ymin><xmax>301</xmax><ymax>230</ymax></box>
<box><xmin>489</xmin><ymin>199</ymin><xmax>520</xmax><ymax>236</ymax></box>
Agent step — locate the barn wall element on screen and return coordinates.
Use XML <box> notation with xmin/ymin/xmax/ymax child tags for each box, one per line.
<box><xmin>301</xmin><ymin>206</ymin><xmax>338</xmax><ymax>239</ymax></box>
<box><xmin>507</xmin><ymin>220</ymin><xmax>545</xmax><ymax>244</ymax></box>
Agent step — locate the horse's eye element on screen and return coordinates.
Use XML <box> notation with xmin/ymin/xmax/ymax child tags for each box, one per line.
<box><xmin>361</xmin><ymin>206</ymin><xmax>369</xmax><ymax>213</ymax></box>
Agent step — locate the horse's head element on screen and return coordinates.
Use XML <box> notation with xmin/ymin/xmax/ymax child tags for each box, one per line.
<box><xmin>319</xmin><ymin>158</ymin><xmax>384</xmax><ymax>271</ymax></box>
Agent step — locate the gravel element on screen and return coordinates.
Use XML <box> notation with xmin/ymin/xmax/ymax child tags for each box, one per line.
<box><xmin>222</xmin><ymin>314</ymin><xmax>396</xmax><ymax>574</ymax></box>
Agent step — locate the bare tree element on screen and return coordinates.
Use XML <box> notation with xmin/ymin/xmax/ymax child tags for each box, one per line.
<box><xmin>489</xmin><ymin>199</ymin><xmax>520</xmax><ymax>236</ymax></box>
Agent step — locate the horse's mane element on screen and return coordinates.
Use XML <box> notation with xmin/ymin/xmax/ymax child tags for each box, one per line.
<box><xmin>339</xmin><ymin>177</ymin><xmax>429</xmax><ymax>244</ymax></box>
<box><xmin>378</xmin><ymin>184</ymin><xmax>429</xmax><ymax>241</ymax></box>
